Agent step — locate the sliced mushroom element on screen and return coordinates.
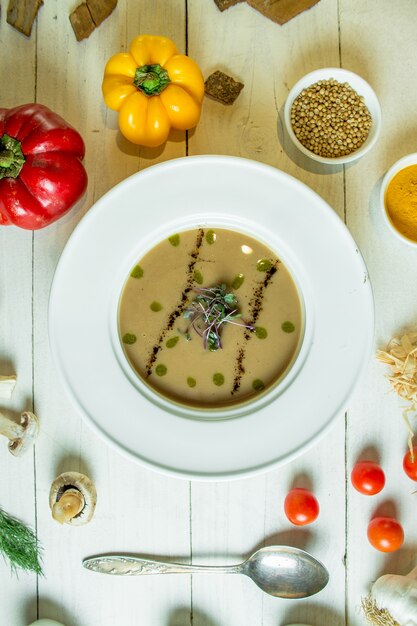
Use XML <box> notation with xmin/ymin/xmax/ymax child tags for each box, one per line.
<box><xmin>0</xmin><ymin>410</ymin><xmax>39</xmax><ymax>456</ymax></box>
<box><xmin>0</xmin><ymin>375</ymin><xmax>17</xmax><ymax>398</ymax></box>
<box><xmin>49</xmin><ymin>472</ymin><xmax>97</xmax><ymax>526</ymax></box>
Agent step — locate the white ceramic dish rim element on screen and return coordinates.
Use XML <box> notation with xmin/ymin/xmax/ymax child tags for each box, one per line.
<box><xmin>284</xmin><ymin>67</ymin><xmax>382</xmax><ymax>165</ymax></box>
<box><xmin>48</xmin><ymin>155</ymin><xmax>374</xmax><ymax>480</ymax></box>
<box><xmin>380</xmin><ymin>152</ymin><xmax>417</xmax><ymax>248</ymax></box>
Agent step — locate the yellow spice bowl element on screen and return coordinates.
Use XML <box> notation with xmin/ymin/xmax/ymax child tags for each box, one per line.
<box><xmin>381</xmin><ymin>153</ymin><xmax>417</xmax><ymax>247</ymax></box>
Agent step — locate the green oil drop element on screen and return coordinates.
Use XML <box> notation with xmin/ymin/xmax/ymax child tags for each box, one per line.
<box><xmin>130</xmin><ymin>265</ymin><xmax>144</xmax><ymax>279</ymax></box>
<box><xmin>168</xmin><ymin>234</ymin><xmax>180</xmax><ymax>247</ymax></box>
<box><xmin>155</xmin><ymin>364</ymin><xmax>167</xmax><ymax>376</ymax></box>
<box><xmin>122</xmin><ymin>333</ymin><xmax>137</xmax><ymax>345</ymax></box>
<box><xmin>252</xmin><ymin>379</ymin><xmax>265</xmax><ymax>391</ymax></box>
<box><xmin>213</xmin><ymin>373</ymin><xmax>224</xmax><ymax>386</ymax></box>
<box><xmin>193</xmin><ymin>270</ymin><xmax>203</xmax><ymax>285</ymax></box>
<box><xmin>206</xmin><ymin>230</ymin><xmax>216</xmax><ymax>245</ymax></box>
<box><xmin>231</xmin><ymin>273</ymin><xmax>244</xmax><ymax>290</ymax></box>
<box><xmin>256</xmin><ymin>259</ymin><xmax>273</xmax><ymax>272</ymax></box>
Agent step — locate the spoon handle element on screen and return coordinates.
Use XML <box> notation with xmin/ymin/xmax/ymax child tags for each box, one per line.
<box><xmin>83</xmin><ymin>555</ymin><xmax>241</xmax><ymax>576</ymax></box>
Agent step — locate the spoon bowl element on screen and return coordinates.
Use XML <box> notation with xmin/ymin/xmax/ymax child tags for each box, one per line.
<box><xmin>83</xmin><ymin>545</ymin><xmax>329</xmax><ymax>599</ymax></box>
<box><xmin>242</xmin><ymin>546</ymin><xmax>329</xmax><ymax>598</ymax></box>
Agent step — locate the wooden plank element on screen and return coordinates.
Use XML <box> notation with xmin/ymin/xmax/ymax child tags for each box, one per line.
<box><xmin>189</xmin><ymin>0</ymin><xmax>344</xmax><ymax>215</ymax></box>
<box><xmin>188</xmin><ymin>1</ymin><xmax>346</xmax><ymax>624</ymax></box>
<box><xmin>32</xmin><ymin>2</ymin><xmax>190</xmax><ymax>624</ymax></box>
<box><xmin>341</xmin><ymin>1</ymin><xmax>417</xmax><ymax>624</ymax></box>
<box><xmin>0</xmin><ymin>12</ymin><xmax>38</xmax><ymax>626</ymax></box>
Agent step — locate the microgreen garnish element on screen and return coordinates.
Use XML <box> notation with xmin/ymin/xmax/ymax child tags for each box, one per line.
<box><xmin>178</xmin><ymin>328</ymin><xmax>192</xmax><ymax>342</ymax></box>
<box><xmin>183</xmin><ymin>284</ymin><xmax>254</xmax><ymax>351</ymax></box>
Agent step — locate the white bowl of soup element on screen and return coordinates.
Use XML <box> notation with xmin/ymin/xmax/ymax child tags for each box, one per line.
<box><xmin>118</xmin><ymin>226</ymin><xmax>303</xmax><ymax>412</ymax></box>
<box><xmin>49</xmin><ymin>156</ymin><xmax>373</xmax><ymax>479</ymax></box>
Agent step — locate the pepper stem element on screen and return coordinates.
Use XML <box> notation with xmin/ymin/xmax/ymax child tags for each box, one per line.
<box><xmin>0</xmin><ymin>134</ymin><xmax>25</xmax><ymax>179</ymax></box>
<box><xmin>133</xmin><ymin>64</ymin><xmax>171</xmax><ymax>96</ymax></box>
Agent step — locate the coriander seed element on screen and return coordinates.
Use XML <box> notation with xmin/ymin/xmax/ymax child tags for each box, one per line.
<box><xmin>290</xmin><ymin>78</ymin><xmax>372</xmax><ymax>158</ymax></box>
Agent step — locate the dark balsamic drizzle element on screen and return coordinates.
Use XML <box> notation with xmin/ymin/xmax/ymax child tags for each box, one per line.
<box><xmin>231</xmin><ymin>263</ymin><xmax>279</xmax><ymax>394</ymax></box>
<box><xmin>145</xmin><ymin>229</ymin><xmax>205</xmax><ymax>376</ymax></box>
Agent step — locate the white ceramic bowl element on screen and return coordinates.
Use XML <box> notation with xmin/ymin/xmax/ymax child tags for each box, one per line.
<box><xmin>49</xmin><ymin>156</ymin><xmax>373</xmax><ymax>480</ymax></box>
<box><xmin>380</xmin><ymin>152</ymin><xmax>417</xmax><ymax>247</ymax></box>
<box><xmin>284</xmin><ymin>67</ymin><xmax>381</xmax><ymax>165</ymax></box>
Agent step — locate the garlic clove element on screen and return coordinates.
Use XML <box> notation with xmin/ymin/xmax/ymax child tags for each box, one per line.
<box><xmin>372</xmin><ymin>573</ymin><xmax>417</xmax><ymax>626</ymax></box>
<box><xmin>364</xmin><ymin>567</ymin><xmax>417</xmax><ymax>626</ymax></box>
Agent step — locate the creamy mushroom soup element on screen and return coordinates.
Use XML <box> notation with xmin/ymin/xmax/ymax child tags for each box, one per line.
<box><xmin>118</xmin><ymin>228</ymin><xmax>302</xmax><ymax>408</ymax></box>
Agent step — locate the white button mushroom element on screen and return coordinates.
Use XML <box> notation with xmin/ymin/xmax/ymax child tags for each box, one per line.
<box><xmin>0</xmin><ymin>410</ymin><xmax>39</xmax><ymax>456</ymax></box>
<box><xmin>0</xmin><ymin>375</ymin><xmax>17</xmax><ymax>398</ymax></box>
<box><xmin>363</xmin><ymin>565</ymin><xmax>417</xmax><ymax>625</ymax></box>
<box><xmin>49</xmin><ymin>472</ymin><xmax>97</xmax><ymax>526</ymax></box>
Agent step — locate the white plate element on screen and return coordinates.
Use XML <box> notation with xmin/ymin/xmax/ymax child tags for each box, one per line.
<box><xmin>49</xmin><ymin>156</ymin><xmax>374</xmax><ymax>480</ymax></box>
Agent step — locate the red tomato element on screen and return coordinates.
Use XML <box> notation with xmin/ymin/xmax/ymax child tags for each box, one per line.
<box><xmin>403</xmin><ymin>446</ymin><xmax>417</xmax><ymax>481</ymax></box>
<box><xmin>367</xmin><ymin>517</ymin><xmax>404</xmax><ymax>552</ymax></box>
<box><xmin>284</xmin><ymin>488</ymin><xmax>319</xmax><ymax>526</ymax></box>
<box><xmin>350</xmin><ymin>461</ymin><xmax>385</xmax><ymax>495</ymax></box>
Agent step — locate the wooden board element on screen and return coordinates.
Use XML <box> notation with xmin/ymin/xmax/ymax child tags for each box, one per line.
<box><xmin>2</xmin><ymin>1</ymin><xmax>417</xmax><ymax>625</ymax></box>
<box><xmin>0</xmin><ymin>11</ymin><xmax>38</xmax><ymax>625</ymax></box>
<box><xmin>188</xmin><ymin>1</ymin><xmax>346</xmax><ymax>624</ymax></box>
<box><xmin>341</xmin><ymin>1</ymin><xmax>417</xmax><ymax>622</ymax></box>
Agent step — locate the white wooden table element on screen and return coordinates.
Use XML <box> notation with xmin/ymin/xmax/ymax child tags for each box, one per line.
<box><xmin>1</xmin><ymin>1</ymin><xmax>417</xmax><ymax>624</ymax></box>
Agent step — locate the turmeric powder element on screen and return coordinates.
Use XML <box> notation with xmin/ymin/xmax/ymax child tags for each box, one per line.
<box><xmin>385</xmin><ymin>164</ymin><xmax>417</xmax><ymax>242</ymax></box>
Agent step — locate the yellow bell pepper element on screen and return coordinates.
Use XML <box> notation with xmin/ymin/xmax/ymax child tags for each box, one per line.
<box><xmin>102</xmin><ymin>35</ymin><xmax>205</xmax><ymax>148</ymax></box>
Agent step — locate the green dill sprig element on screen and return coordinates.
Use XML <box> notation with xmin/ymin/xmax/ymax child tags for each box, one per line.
<box><xmin>0</xmin><ymin>508</ymin><xmax>43</xmax><ymax>575</ymax></box>
<box><xmin>183</xmin><ymin>284</ymin><xmax>254</xmax><ymax>351</ymax></box>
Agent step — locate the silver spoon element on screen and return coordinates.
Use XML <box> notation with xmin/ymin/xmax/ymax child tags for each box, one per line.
<box><xmin>83</xmin><ymin>545</ymin><xmax>329</xmax><ymax>599</ymax></box>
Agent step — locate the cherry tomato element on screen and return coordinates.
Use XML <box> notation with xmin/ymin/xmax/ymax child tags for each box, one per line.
<box><xmin>367</xmin><ymin>517</ymin><xmax>404</xmax><ymax>552</ymax></box>
<box><xmin>350</xmin><ymin>461</ymin><xmax>385</xmax><ymax>495</ymax></box>
<box><xmin>284</xmin><ymin>488</ymin><xmax>319</xmax><ymax>526</ymax></box>
<box><xmin>403</xmin><ymin>446</ymin><xmax>417</xmax><ymax>481</ymax></box>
